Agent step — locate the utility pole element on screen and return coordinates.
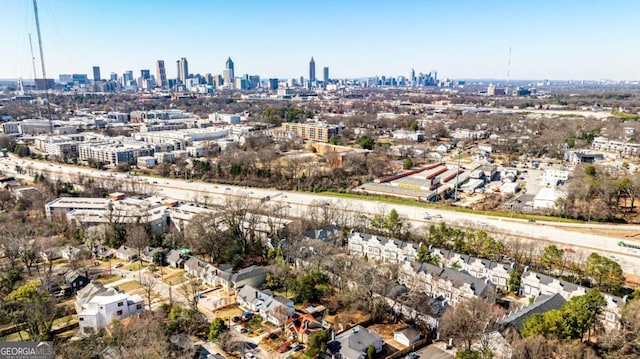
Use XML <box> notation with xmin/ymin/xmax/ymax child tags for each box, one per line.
<box><xmin>453</xmin><ymin>147</ymin><xmax>462</xmax><ymax>201</ymax></box>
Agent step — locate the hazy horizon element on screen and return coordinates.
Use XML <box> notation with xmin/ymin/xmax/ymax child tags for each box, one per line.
<box><xmin>1</xmin><ymin>0</ymin><xmax>640</xmax><ymax>81</ymax></box>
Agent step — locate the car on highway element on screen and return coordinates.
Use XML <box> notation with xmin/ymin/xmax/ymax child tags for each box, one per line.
<box><xmin>114</xmin><ymin>263</ymin><xmax>123</xmax><ymax>268</ymax></box>
<box><xmin>433</xmin><ymin>214</ymin><xmax>443</xmax><ymax>219</ymax></box>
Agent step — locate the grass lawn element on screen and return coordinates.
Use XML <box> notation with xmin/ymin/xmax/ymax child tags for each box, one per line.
<box><xmin>53</xmin><ymin>315</ymin><xmax>77</xmax><ymax>327</ymax></box>
<box><xmin>115</xmin><ymin>280</ymin><xmax>142</xmax><ymax>292</ymax></box>
<box><xmin>123</xmin><ymin>262</ymin><xmax>149</xmax><ymax>271</ymax></box>
<box><xmin>163</xmin><ymin>270</ymin><xmax>189</xmax><ymax>286</ymax></box>
<box><xmin>96</xmin><ymin>274</ymin><xmax>123</xmax><ymax>285</ymax></box>
<box><xmin>213</xmin><ymin>305</ymin><xmax>243</xmax><ymax>320</ymax></box>
<box><xmin>0</xmin><ymin>331</ymin><xmax>28</xmax><ymax>341</ymax></box>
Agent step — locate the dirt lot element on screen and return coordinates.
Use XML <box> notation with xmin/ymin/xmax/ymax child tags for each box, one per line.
<box><xmin>556</xmin><ymin>225</ymin><xmax>640</xmax><ymax>240</ymax></box>
<box><xmin>367</xmin><ymin>323</ymin><xmax>407</xmax><ymax>350</ymax></box>
<box><xmin>324</xmin><ymin>310</ymin><xmax>371</xmax><ymax>333</ymax></box>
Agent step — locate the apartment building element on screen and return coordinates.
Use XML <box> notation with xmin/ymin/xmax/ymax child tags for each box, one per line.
<box><xmin>279</xmin><ymin>121</ymin><xmax>339</xmax><ymax>143</ymax></box>
<box><xmin>592</xmin><ymin>136</ymin><xmax>640</xmax><ymax>156</ymax></box>
<box><xmin>347</xmin><ymin>231</ymin><xmax>421</xmax><ymax>263</ymax></box>
<box><xmin>78</xmin><ymin>141</ymin><xmax>155</xmax><ymax>165</ymax></box>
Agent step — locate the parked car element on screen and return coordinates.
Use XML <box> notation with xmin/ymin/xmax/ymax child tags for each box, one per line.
<box><xmin>244</xmin><ymin>354</ymin><xmax>256</xmax><ymax>359</ymax></box>
<box><xmin>234</xmin><ymin>325</ymin><xmax>247</xmax><ymax>334</ymax></box>
<box><xmin>277</xmin><ymin>344</ymin><xmax>291</xmax><ymax>353</ymax></box>
<box><xmin>292</xmin><ymin>344</ymin><xmax>304</xmax><ymax>352</ymax></box>
<box><xmin>407</xmin><ymin>352</ymin><xmax>419</xmax><ymax>359</ymax></box>
<box><xmin>231</xmin><ymin>316</ymin><xmax>241</xmax><ymax>323</ymax></box>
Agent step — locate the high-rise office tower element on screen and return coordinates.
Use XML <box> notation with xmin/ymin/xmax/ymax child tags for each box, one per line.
<box><xmin>177</xmin><ymin>57</ymin><xmax>189</xmax><ymax>83</ymax></box>
<box><xmin>309</xmin><ymin>57</ymin><xmax>316</xmax><ymax>83</ymax></box>
<box><xmin>110</xmin><ymin>72</ymin><xmax>117</xmax><ymax>81</ymax></box>
<box><xmin>92</xmin><ymin>66</ymin><xmax>101</xmax><ymax>82</ymax></box>
<box><xmin>223</xmin><ymin>57</ymin><xmax>235</xmax><ymax>88</ymax></box>
<box><xmin>156</xmin><ymin>60</ymin><xmax>167</xmax><ymax>88</ymax></box>
<box><xmin>323</xmin><ymin>67</ymin><xmax>329</xmax><ymax>84</ymax></box>
<box><xmin>140</xmin><ymin>69</ymin><xmax>151</xmax><ymax>79</ymax></box>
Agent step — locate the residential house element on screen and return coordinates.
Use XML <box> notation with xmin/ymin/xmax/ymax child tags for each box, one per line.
<box><xmin>94</xmin><ymin>245</ymin><xmax>115</xmax><ymax>259</ymax></box>
<box><xmin>378</xmin><ymin>284</ymin><xmax>449</xmax><ymax>330</ymax></box>
<box><xmin>327</xmin><ymin>325</ymin><xmax>384</xmax><ymax>359</ymax></box>
<box><xmin>75</xmin><ymin>281</ymin><xmax>119</xmax><ymax>313</ymax></box>
<box><xmin>184</xmin><ymin>256</ymin><xmax>211</xmax><ymax>279</ymax></box>
<box><xmin>303</xmin><ymin>224</ymin><xmax>342</xmax><ymax>246</ymax></box>
<box><xmin>166</xmin><ymin>249</ymin><xmax>187</xmax><ymax>268</ymax></box>
<box><xmin>497</xmin><ymin>293</ymin><xmax>566</xmax><ymax>331</ymax></box>
<box><xmin>398</xmin><ymin>261</ymin><xmax>494</xmax><ymax>306</ymax></box>
<box><xmin>565</xmin><ymin>150</ymin><xmax>604</xmax><ymax>165</ymax></box>
<box><xmin>63</xmin><ymin>270</ymin><xmax>89</xmax><ymax>294</ymax></box>
<box><xmin>184</xmin><ymin>256</ymin><xmax>268</xmax><ymax>292</ymax></box>
<box><xmin>60</xmin><ymin>245</ymin><xmax>90</xmax><ymax>261</ymax></box>
<box><xmin>393</xmin><ymin>326</ymin><xmax>422</xmax><ymax>347</ymax></box>
<box><xmin>116</xmin><ymin>246</ymin><xmax>137</xmax><ymax>261</ymax></box>
<box><xmin>140</xmin><ymin>246</ymin><xmax>166</xmax><ymax>263</ymax></box>
<box><xmin>286</xmin><ymin>311</ymin><xmax>325</xmax><ymax>344</ymax></box>
<box><xmin>520</xmin><ymin>269</ymin><xmax>626</xmax><ymax>329</ymax></box>
<box><xmin>77</xmin><ymin>292</ymin><xmax>144</xmax><ymax>335</ymax></box>
<box><xmin>348</xmin><ymin>231</ymin><xmax>421</xmax><ymax>263</ymax></box>
<box><xmin>237</xmin><ymin>285</ymin><xmax>294</xmax><ymax>327</ymax></box>
<box><xmin>429</xmin><ymin>247</ymin><xmax>513</xmax><ymax>290</ymax></box>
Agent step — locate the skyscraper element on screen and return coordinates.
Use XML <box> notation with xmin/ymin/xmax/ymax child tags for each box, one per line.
<box><xmin>177</xmin><ymin>57</ymin><xmax>189</xmax><ymax>83</ymax></box>
<box><xmin>156</xmin><ymin>60</ymin><xmax>167</xmax><ymax>88</ymax></box>
<box><xmin>323</xmin><ymin>67</ymin><xmax>329</xmax><ymax>84</ymax></box>
<box><xmin>140</xmin><ymin>69</ymin><xmax>151</xmax><ymax>79</ymax></box>
<box><xmin>309</xmin><ymin>57</ymin><xmax>316</xmax><ymax>83</ymax></box>
<box><xmin>92</xmin><ymin>66</ymin><xmax>101</xmax><ymax>82</ymax></box>
<box><xmin>223</xmin><ymin>57</ymin><xmax>235</xmax><ymax>88</ymax></box>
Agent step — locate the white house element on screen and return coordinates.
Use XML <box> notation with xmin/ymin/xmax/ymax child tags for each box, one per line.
<box><xmin>237</xmin><ymin>286</ymin><xmax>294</xmax><ymax>327</ymax></box>
<box><xmin>533</xmin><ymin>188</ymin><xmax>566</xmax><ymax>210</ymax></box>
<box><xmin>393</xmin><ymin>326</ymin><xmax>421</xmax><ymax>347</ymax></box>
<box><xmin>77</xmin><ymin>292</ymin><xmax>144</xmax><ymax>335</ymax></box>
<box><xmin>348</xmin><ymin>232</ymin><xmax>421</xmax><ymax>263</ymax></box>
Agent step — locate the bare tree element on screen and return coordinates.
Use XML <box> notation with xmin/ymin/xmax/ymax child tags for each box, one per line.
<box><xmin>140</xmin><ymin>275</ymin><xmax>159</xmax><ymax>310</ymax></box>
<box><xmin>439</xmin><ymin>297</ymin><xmax>494</xmax><ymax>352</ymax></box>
<box><xmin>180</xmin><ymin>279</ymin><xmax>204</xmax><ymax>312</ymax></box>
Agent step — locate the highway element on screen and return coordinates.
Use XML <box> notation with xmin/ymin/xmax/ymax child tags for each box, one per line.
<box><xmin>1</xmin><ymin>155</ymin><xmax>639</xmax><ymax>274</ymax></box>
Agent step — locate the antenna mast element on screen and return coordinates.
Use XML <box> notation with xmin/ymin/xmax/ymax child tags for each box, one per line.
<box><xmin>32</xmin><ymin>0</ymin><xmax>52</xmax><ymax>132</ymax></box>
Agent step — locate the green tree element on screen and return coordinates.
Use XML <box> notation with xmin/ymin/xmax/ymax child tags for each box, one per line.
<box><xmin>357</xmin><ymin>136</ymin><xmax>375</xmax><ymax>150</ymax></box>
<box><xmin>521</xmin><ymin>289</ymin><xmax>605</xmax><ymax>340</ymax></box>
<box><xmin>403</xmin><ymin>157</ymin><xmax>414</xmax><ymax>169</ymax></box>
<box><xmin>408</xmin><ymin>121</ymin><xmax>419</xmax><ymax>131</ymax></box>
<box><xmin>305</xmin><ymin>330</ymin><xmax>331</xmax><ymax>358</ymax></box>
<box><xmin>584</xmin><ymin>165</ymin><xmax>597</xmax><ymax>177</ymax></box>
<box><xmin>208</xmin><ymin>318</ymin><xmax>227</xmax><ymax>341</ymax></box>
<box><xmin>367</xmin><ymin>345</ymin><xmax>375</xmax><ymax>359</ymax></box>
<box><xmin>508</xmin><ymin>270</ymin><xmax>521</xmax><ymax>293</ymax></box>
<box><xmin>329</xmin><ymin>135</ymin><xmax>342</xmax><ymax>146</ymax></box>
<box><xmin>416</xmin><ymin>245</ymin><xmax>440</xmax><ymax>266</ymax></box>
<box><xmin>540</xmin><ymin>245</ymin><xmax>564</xmax><ymax>274</ymax></box>
<box><xmin>586</xmin><ymin>253</ymin><xmax>625</xmax><ymax>294</ymax></box>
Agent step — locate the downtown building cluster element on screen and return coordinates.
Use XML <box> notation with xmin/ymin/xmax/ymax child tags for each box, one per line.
<box><xmin>26</xmin><ymin>56</ymin><xmax>451</xmax><ymax>94</ymax></box>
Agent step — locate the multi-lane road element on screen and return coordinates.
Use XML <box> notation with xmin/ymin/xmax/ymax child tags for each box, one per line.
<box><xmin>1</xmin><ymin>155</ymin><xmax>639</xmax><ymax>274</ymax></box>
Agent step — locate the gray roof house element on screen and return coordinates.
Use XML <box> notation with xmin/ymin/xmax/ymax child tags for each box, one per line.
<box><xmin>328</xmin><ymin>325</ymin><xmax>384</xmax><ymax>359</ymax></box>
<box><xmin>497</xmin><ymin>293</ymin><xmax>566</xmax><ymax>331</ymax></box>
<box><xmin>166</xmin><ymin>249</ymin><xmax>187</xmax><ymax>268</ymax></box>
<box><xmin>393</xmin><ymin>326</ymin><xmax>422</xmax><ymax>347</ymax></box>
<box><xmin>116</xmin><ymin>246</ymin><xmax>137</xmax><ymax>261</ymax></box>
<box><xmin>64</xmin><ymin>270</ymin><xmax>89</xmax><ymax>294</ymax></box>
<box><xmin>398</xmin><ymin>261</ymin><xmax>494</xmax><ymax>306</ymax></box>
<box><xmin>304</xmin><ymin>224</ymin><xmax>342</xmax><ymax>245</ymax></box>
<box><xmin>520</xmin><ymin>269</ymin><xmax>626</xmax><ymax>329</ymax></box>
<box><xmin>140</xmin><ymin>246</ymin><xmax>167</xmax><ymax>263</ymax></box>
<box><xmin>429</xmin><ymin>247</ymin><xmax>513</xmax><ymax>290</ymax></box>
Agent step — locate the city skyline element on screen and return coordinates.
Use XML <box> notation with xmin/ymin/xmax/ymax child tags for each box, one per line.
<box><xmin>1</xmin><ymin>1</ymin><xmax>640</xmax><ymax>81</ymax></box>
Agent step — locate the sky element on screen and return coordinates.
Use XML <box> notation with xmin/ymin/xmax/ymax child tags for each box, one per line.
<box><xmin>1</xmin><ymin>0</ymin><xmax>640</xmax><ymax>81</ymax></box>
